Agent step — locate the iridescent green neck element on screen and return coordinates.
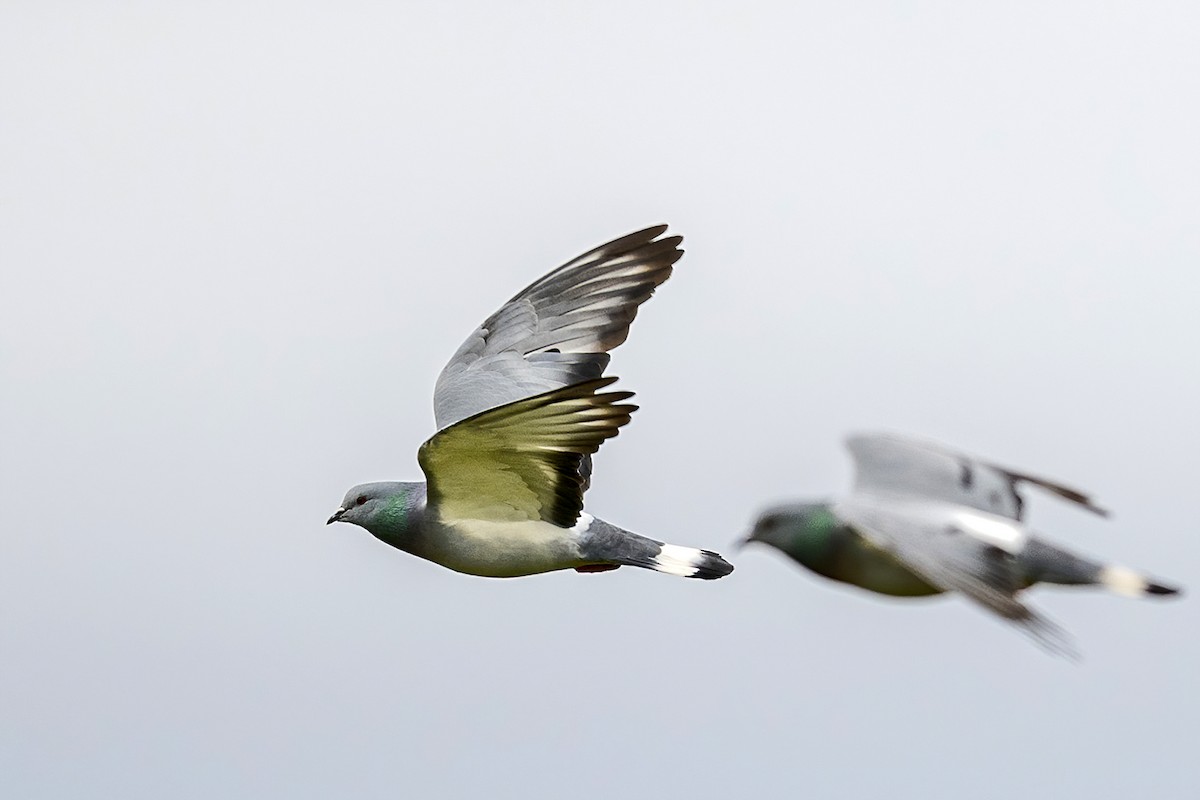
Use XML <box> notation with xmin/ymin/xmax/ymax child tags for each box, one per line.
<box><xmin>378</xmin><ymin>491</ymin><xmax>411</xmax><ymax>530</ymax></box>
<box><xmin>363</xmin><ymin>482</ymin><xmax>427</xmax><ymax>552</ymax></box>
<box><xmin>755</xmin><ymin>502</ymin><xmax>842</xmax><ymax>568</ymax></box>
<box><xmin>788</xmin><ymin>506</ymin><xmax>840</xmax><ymax>560</ymax></box>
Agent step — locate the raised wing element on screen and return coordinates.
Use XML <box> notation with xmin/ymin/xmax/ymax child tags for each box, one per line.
<box><xmin>418</xmin><ymin>378</ymin><xmax>636</xmax><ymax>528</ymax></box>
<box><xmin>835</xmin><ymin>496</ymin><xmax>1078</xmax><ymax>659</ymax></box>
<box><xmin>845</xmin><ymin>432</ymin><xmax>1107</xmax><ymax>522</ymax></box>
<box><xmin>433</xmin><ymin>225</ymin><xmax>681</xmax><ymax>430</ymax></box>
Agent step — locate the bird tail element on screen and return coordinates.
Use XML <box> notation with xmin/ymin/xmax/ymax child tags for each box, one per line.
<box><xmin>646</xmin><ymin>543</ymin><xmax>735</xmax><ymax>580</ymax></box>
<box><xmin>576</xmin><ymin>517</ymin><xmax>734</xmax><ymax>580</ymax></box>
<box><xmin>1018</xmin><ymin>538</ymin><xmax>1181</xmax><ymax>598</ymax></box>
<box><xmin>1098</xmin><ymin>565</ymin><xmax>1182</xmax><ymax>598</ymax></box>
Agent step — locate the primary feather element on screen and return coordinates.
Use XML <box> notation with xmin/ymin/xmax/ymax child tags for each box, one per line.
<box><xmin>433</xmin><ymin>225</ymin><xmax>681</xmax><ymax>429</ymax></box>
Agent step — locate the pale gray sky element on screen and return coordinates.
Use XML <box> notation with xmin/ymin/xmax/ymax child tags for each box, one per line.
<box><xmin>2</xmin><ymin>2</ymin><xmax>1197</xmax><ymax>797</ymax></box>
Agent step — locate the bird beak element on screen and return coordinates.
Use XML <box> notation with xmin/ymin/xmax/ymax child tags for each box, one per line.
<box><xmin>734</xmin><ymin>532</ymin><xmax>755</xmax><ymax>551</ymax></box>
<box><xmin>327</xmin><ymin>507</ymin><xmax>346</xmax><ymax>525</ymax></box>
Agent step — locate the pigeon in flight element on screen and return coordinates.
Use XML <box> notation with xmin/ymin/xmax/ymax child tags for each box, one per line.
<box><xmin>328</xmin><ymin>226</ymin><xmax>733</xmax><ymax>581</ymax></box>
<box><xmin>742</xmin><ymin>432</ymin><xmax>1180</xmax><ymax>657</ymax></box>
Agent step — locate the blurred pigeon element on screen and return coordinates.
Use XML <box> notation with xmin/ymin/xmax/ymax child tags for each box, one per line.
<box><xmin>742</xmin><ymin>432</ymin><xmax>1180</xmax><ymax>657</ymax></box>
<box><xmin>328</xmin><ymin>226</ymin><xmax>733</xmax><ymax>580</ymax></box>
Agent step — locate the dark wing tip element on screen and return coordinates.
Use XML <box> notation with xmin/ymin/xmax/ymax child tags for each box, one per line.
<box><xmin>558</xmin><ymin>375</ymin><xmax>620</xmax><ymax>395</ymax></box>
<box><xmin>1045</xmin><ymin>484</ymin><xmax>1109</xmax><ymax>517</ymax></box>
<box><xmin>1020</xmin><ymin>614</ymin><xmax>1082</xmax><ymax>662</ymax></box>
<box><xmin>596</xmin><ymin>224</ymin><xmax>678</xmax><ymax>257</ymax></box>
<box><xmin>998</xmin><ymin>468</ymin><xmax>1111</xmax><ymax>519</ymax></box>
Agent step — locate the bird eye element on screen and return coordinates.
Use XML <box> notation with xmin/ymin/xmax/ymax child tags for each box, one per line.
<box><xmin>355</xmin><ymin>495</ymin><xmax>367</xmax><ymax>506</ymax></box>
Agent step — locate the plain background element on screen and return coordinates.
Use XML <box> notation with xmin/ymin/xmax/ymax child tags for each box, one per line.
<box><xmin>3</xmin><ymin>2</ymin><xmax>1197</xmax><ymax>797</ymax></box>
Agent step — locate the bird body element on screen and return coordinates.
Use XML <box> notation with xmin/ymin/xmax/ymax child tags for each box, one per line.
<box><xmin>335</xmin><ymin>480</ymin><xmax>727</xmax><ymax>579</ymax></box>
<box><xmin>328</xmin><ymin>227</ymin><xmax>732</xmax><ymax>581</ymax></box>
<box><xmin>745</xmin><ymin>433</ymin><xmax>1180</xmax><ymax>655</ymax></box>
<box><xmin>746</xmin><ymin>502</ymin><xmax>940</xmax><ymax>597</ymax></box>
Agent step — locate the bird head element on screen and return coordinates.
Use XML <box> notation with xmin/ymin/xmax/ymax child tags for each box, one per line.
<box><xmin>327</xmin><ymin>482</ymin><xmax>400</xmax><ymax>529</ymax></box>
<box><xmin>740</xmin><ymin>501</ymin><xmax>839</xmax><ymax>557</ymax></box>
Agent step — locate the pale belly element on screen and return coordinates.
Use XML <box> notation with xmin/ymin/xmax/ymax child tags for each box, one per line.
<box><xmin>425</xmin><ymin>518</ymin><xmax>585</xmax><ymax>578</ymax></box>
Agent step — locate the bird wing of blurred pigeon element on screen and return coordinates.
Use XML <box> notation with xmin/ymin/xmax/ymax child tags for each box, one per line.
<box><xmin>835</xmin><ymin>494</ymin><xmax>1079</xmax><ymax>659</ymax></box>
<box><xmin>845</xmin><ymin>432</ymin><xmax>1107</xmax><ymax>522</ymax></box>
<box><xmin>418</xmin><ymin>378</ymin><xmax>636</xmax><ymax>527</ymax></box>
<box><xmin>432</xmin><ymin>225</ymin><xmax>682</xmax><ymax>430</ymax></box>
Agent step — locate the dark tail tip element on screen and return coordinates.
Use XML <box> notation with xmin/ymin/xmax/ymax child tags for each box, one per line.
<box><xmin>689</xmin><ymin>550</ymin><xmax>735</xmax><ymax>580</ymax></box>
<box><xmin>1145</xmin><ymin>581</ymin><xmax>1182</xmax><ymax>597</ymax></box>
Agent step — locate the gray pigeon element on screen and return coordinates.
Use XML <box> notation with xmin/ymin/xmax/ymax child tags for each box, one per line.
<box><xmin>328</xmin><ymin>226</ymin><xmax>733</xmax><ymax>580</ymax></box>
<box><xmin>742</xmin><ymin>432</ymin><xmax>1180</xmax><ymax>656</ymax></box>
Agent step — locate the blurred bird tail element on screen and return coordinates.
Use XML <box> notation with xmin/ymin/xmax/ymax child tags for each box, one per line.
<box><xmin>1099</xmin><ymin>565</ymin><xmax>1182</xmax><ymax>598</ymax></box>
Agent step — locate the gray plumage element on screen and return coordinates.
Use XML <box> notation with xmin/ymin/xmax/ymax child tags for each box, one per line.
<box><xmin>433</xmin><ymin>225</ymin><xmax>681</xmax><ymax>429</ymax></box>
<box><xmin>844</xmin><ymin>433</ymin><xmax>1108</xmax><ymax>522</ymax></box>
<box><xmin>328</xmin><ymin>226</ymin><xmax>732</xmax><ymax>581</ymax></box>
<box><xmin>744</xmin><ymin>432</ymin><xmax>1181</xmax><ymax>658</ymax></box>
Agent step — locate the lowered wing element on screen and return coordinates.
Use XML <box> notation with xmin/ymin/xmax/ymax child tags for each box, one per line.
<box><xmin>835</xmin><ymin>494</ymin><xmax>1078</xmax><ymax>659</ymax></box>
<box><xmin>418</xmin><ymin>378</ymin><xmax>636</xmax><ymax>528</ymax></box>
